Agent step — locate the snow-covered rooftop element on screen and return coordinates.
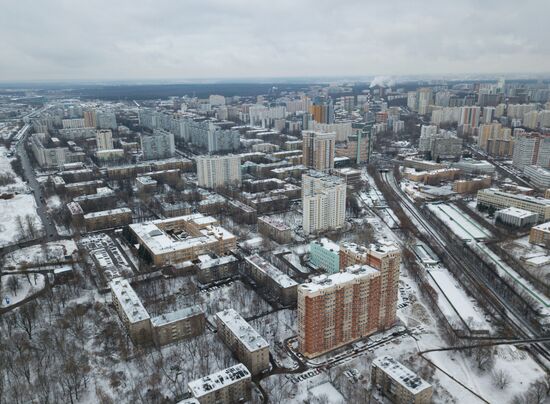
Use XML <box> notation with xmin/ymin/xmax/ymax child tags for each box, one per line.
<box><xmin>300</xmin><ymin>264</ymin><xmax>380</xmax><ymax>293</ymax></box>
<box><xmin>216</xmin><ymin>308</ymin><xmax>269</xmax><ymax>352</ymax></box>
<box><xmin>109</xmin><ymin>278</ymin><xmax>149</xmax><ymax>324</ymax></box>
<box><xmin>496</xmin><ymin>207</ymin><xmax>538</xmax><ymax>219</ymax></box>
<box><xmin>187</xmin><ymin>363</ymin><xmax>250</xmax><ymax>398</ymax></box>
<box><xmin>151</xmin><ymin>305</ymin><xmax>203</xmax><ymax>327</ymax></box>
<box><xmin>373</xmin><ymin>355</ymin><xmax>432</xmax><ymax>394</ymax></box>
<box><xmin>245</xmin><ymin>254</ymin><xmax>298</xmax><ymax>289</ymax></box>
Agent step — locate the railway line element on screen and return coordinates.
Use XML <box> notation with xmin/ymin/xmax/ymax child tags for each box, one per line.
<box><xmin>378</xmin><ymin>170</ymin><xmax>550</xmax><ymax>370</ymax></box>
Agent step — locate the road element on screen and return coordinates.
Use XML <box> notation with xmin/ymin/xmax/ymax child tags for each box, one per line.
<box><xmin>15</xmin><ymin>126</ymin><xmax>58</xmax><ymax>240</ymax></box>
<box><xmin>378</xmin><ymin>169</ymin><xmax>550</xmax><ymax>369</ymax></box>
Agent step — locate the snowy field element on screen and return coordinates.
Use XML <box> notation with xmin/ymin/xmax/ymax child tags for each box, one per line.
<box><xmin>0</xmin><ymin>273</ymin><xmax>46</xmax><ymax>308</ymax></box>
<box><xmin>427</xmin><ymin>265</ymin><xmax>491</xmax><ymax>333</ymax></box>
<box><xmin>0</xmin><ymin>194</ymin><xmax>44</xmax><ymax>246</ymax></box>
<box><xmin>0</xmin><ymin>146</ymin><xmax>43</xmax><ymax>246</ymax></box>
<box><xmin>4</xmin><ymin>239</ymin><xmax>77</xmax><ymax>268</ymax></box>
<box><xmin>0</xmin><ymin>146</ymin><xmax>28</xmax><ymax>194</ymax></box>
<box><xmin>251</xmin><ymin>309</ymin><xmax>298</xmax><ymax>368</ymax></box>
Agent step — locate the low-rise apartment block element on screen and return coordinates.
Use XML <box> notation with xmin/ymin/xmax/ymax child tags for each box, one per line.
<box><xmin>529</xmin><ymin>221</ymin><xmax>550</xmax><ymax>245</ymax></box>
<box><xmin>244</xmin><ymin>254</ymin><xmax>298</xmax><ymax>306</ymax></box>
<box><xmin>195</xmin><ymin>254</ymin><xmax>239</xmax><ymax>284</ymax></box>
<box><xmin>110</xmin><ymin>278</ymin><xmax>152</xmax><ymax>344</ymax></box>
<box><xmin>257</xmin><ymin>216</ymin><xmax>292</xmax><ymax>244</ymax></box>
<box><xmin>187</xmin><ymin>363</ymin><xmax>251</xmax><ymax>404</ymax></box>
<box><xmin>84</xmin><ymin>207</ymin><xmax>132</xmax><ymax>232</ymax></box>
<box><xmin>151</xmin><ymin>306</ymin><xmax>205</xmax><ymax>346</ymax></box>
<box><xmin>372</xmin><ymin>356</ymin><xmax>433</xmax><ymax>404</ymax></box>
<box><xmin>452</xmin><ymin>176</ymin><xmax>491</xmax><ymax>194</ymax></box>
<box><xmin>216</xmin><ymin>309</ymin><xmax>270</xmax><ymax>375</ymax></box>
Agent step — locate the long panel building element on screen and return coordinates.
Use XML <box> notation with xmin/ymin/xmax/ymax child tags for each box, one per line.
<box><xmin>215</xmin><ymin>309</ymin><xmax>270</xmax><ymax>375</ymax></box>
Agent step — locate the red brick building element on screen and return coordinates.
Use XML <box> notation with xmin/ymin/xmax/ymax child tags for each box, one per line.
<box><xmin>298</xmin><ymin>242</ymin><xmax>400</xmax><ymax>358</ymax></box>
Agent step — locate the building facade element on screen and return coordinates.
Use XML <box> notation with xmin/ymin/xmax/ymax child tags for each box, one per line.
<box><xmin>372</xmin><ymin>356</ymin><xmax>433</xmax><ymax>404</ymax></box>
<box><xmin>302</xmin><ymin>171</ymin><xmax>346</xmax><ymax>235</ymax></box>
<box><xmin>196</xmin><ymin>155</ymin><xmax>242</xmax><ymax>189</ymax></box>
<box><xmin>302</xmin><ymin>131</ymin><xmax>336</xmax><ymax>171</ymax></box>
<box><xmin>216</xmin><ymin>309</ymin><xmax>270</xmax><ymax>375</ymax></box>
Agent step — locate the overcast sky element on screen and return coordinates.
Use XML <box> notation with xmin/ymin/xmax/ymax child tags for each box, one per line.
<box><xmin>1</xmin><ymin>0</ymin><xmax>549</xmax><ymax>82</ymax></box>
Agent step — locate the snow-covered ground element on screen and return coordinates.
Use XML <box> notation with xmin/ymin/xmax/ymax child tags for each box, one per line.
<box><xmin>427</xmin><ymin>203</ymin><xmax>491</xmax><ymax>241</ymax></box>
<box><xmin>0</xmin><ymin>146</ymin><xmax>43</xmax><ymax>246</ymax></box>
<box><xmin>4</xmin><ymin>239</ymin><xmax>77</xmax><ymax>268</ymax></box>
<box><xmin>427</xmin><ymin>265</ymin><xmax>492</xmax><ymax>333</ymax></box>
<box><xmin>0</xmin><ymin>146</ymin><xmax>28</xmax><ymax>194</ymax></box>
<box><xmin>0</xmin><ymin>194</ymin><xmax>44</xmax><ymax>246</ymax></box>
<box><xmin>0</xmin><ymin>273</ymin><xmax>46</xmax><ymax>307</ymax></box>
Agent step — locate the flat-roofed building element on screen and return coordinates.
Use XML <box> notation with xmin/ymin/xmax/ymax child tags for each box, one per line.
<box><xmin>524</xmin><ymin>165</ymin><xmax>550</xmax><ymax>189</ymax></box>
<box><xmin>451</xmin><ymin>159</ymin><xmax>495</xmax><ymax>175</ymax></box>
<box><xmin>84</xmin><ymin>207</ymin><xmax>132</xmax><ymax>232</ymax></box>
<box><xmin>372</xmin><ymin>356</ymin><xmax>433</xmax><ymax>404</ymax></box>
<box><xmin>496</xmin><ymin>207</ymin><xmax>539</xmax><ymax>228</ymax></box>
<box><xmin>298</xmin><ymin>265</ymin><xmax>382</xmax><ymax>358</ymax></box>
<box><xmin>244</xmin><ymin>254</ymin><xmax>298</xmax><ymax>306</ymax></box>
<box><xmin>339</xmin><ymin>241</ymin><xmax>401</xmax><ymax>330</ymax></box>
<box><xmin>257</xmin><ymin>216</ymin><xmax>292</xmax><ymax>244</ymax></box>
<box><xmin>302</xmin><ymin>131</ymin><xmax>336</xmax><ymax>171</ymax></box>
<box><xmin>129</xmin><ymin>214</ymin><xmax>236</xmax><ymax>266</ymax></box>
<box><xmin>187</xmin><ymin>363</ymin><xmax>251</xmax><ymax>404</ymax></box>
<box><xmin>215</xmin><ymin>309</ymin><xmax>270</xmax><ymax>375</ymax></box>
<box><xmin>529</xmin><ymin>221</ymin><xmax>550</xmax><ymax>245</ymax></box>
<box><xmin>477</xmin><ymin>188</ymin><xmax>550</xmax><ymax>221</ymax></box>
<box><xmin>151</xmin><ymin>305</ymin><xmax>205</xmax><ymax>346</ymax></box>
<box><xmin>196</xmin><ymin>154</ymin><xmax>241</xmax><ymax>189</ymax></box>
<box><xmin>452</xmin><ymin>176</ymin><xmax>491</xmax><ymax>194</ymax></box>
<box><xmin>302</xmin><ymin>171</ymin><xmax>346</xmax><ymax>235</ymax></box>
<box><xmin>195</xmin><ymin>254</ymin><xmax>239</xmax><ymax>284</ymax></box>
<box><xmin>110</xmin><ymin>278</ymin><xmax>152</xmax><ymax>344</ymax></box>
<box><xmin>309</xmin><ymin>238</ymin><xmax>340</xmax><ymax>273</ymax></box>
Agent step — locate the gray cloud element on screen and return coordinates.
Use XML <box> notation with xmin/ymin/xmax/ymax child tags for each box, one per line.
<box><xmin>0</xmin><ymin>0</ymin><xmax>549</xmax><ymax>81</ymax></box>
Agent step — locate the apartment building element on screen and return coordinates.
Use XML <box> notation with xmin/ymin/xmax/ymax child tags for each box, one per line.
<box><xmin>96</xmin><ymin>129</ymin><xmax>114</xmax><ymax>150</ymax></box>
<box><xmin>187</xmin><ymin>364</ymin><xmax>251</xmax><ymax>404</ymax></box>
<box><xmin>83</xmin><ymin>207</ymin><xmax>132</xmax><ymax>232</ymax></box>
<box><xmin>302</xmin><ymin>171</ymin><xmax>346</xmax><ymax>235</ymax></box>
<box><xmin>129</xmin><ymin>214</ymin><xmax>237</xmax><ymax>266</ymax></box>
<box><xmin>298</xmin><ymin>265</ymin><xmax>382</xmax><ymax>358</ymax></box>
<box><xmin>477</xmin><ymin>188</ymin><xmax>550</xmax><ymax>221</ymax></box>
<box><xmin>140</xmin><ymin>129</ymin><xmax>175</xmax><ymax>160</ymax></box>
<box><xmin>244</xmin><ymin>254</ymin><xmax>298</xmax><ymax>306</ymax></box>
<box><xmin>196</xmin><ymin>154</ymin><xmax>242</xmax><ymax>189</ymax></box>
<box><xmin>309</xmin><ymin>238</ymin><xmax>340</xmax><ymax>273</ymax></box>
<box><xmin>110</xmin><ymin>278</ymin><xmax>152</xmax><ymax>344</ymax></box>
<box><xmin>257</xmin><ymin>216</ymin><xmax>292</xmax><ymax>244</ymax></box>
<box><xmin>529</xmin><ymin>222</ymin><xmax>550</xmax><ymax>246</ymax></box>
<box><xmin>452</xmin><ymin>176</ymin><xmax>491</xmax><ymax>194</ymax></box>
<box><xmin>302</xmin><ymin>131</ymin><xmax>336</xmax><ymax>171</ymax></box>
<box><xmin>215</xmin><ymin>309</ymin><xmax>270</xmax><ymax>375</ymax></box>
<box><xmin>372</xmin><ymin>356</ymin><xmax>433</xmax><ymax>404</ymax></box>
<box><xmin>524</xmin><ymin>165</ymin><xmax>550</xmax><ymax>189</ymax></box>
<box><xmin>195</xmin><ymin>254</ymin><xmax>239</xmax><ymax>284</ymax></box>
<box><xmin>150</xmin><ymin>305</ymin><xmax>205</xmax><ymax>346</ymax></box>
<box><xmin>512</xmin><ymin>132</ymin><xmax>550</xmax><ymax>170</ymax></box>
<box><xmin>339</xmin><ymin>241</ymin><xmax>401</xmax><ymax>330</ymax></box>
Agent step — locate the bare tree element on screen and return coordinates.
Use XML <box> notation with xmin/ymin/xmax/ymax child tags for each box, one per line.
<box><xmin>492</xmin><ymin>369</ymin><xmax>510</xmax><ymax>390</ymax></box>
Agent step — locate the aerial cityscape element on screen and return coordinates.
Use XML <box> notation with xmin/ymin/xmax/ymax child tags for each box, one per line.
<box><xmin>1</xmin><ymin>1</ymin><xmax>550</xmax><ymax>404</ymax></box>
